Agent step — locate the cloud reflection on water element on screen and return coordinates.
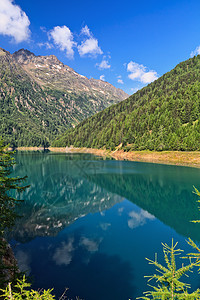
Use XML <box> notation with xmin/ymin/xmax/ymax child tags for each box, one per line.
<box><xmin>15</xmin><ymin>250</ymin><xmax>31</xmax><ymax>275</ymax></box>
<box><xmin>52</xmin><ymin>238</ymin><xmax>74</xmax><ymax>266</ymax></box>
<box><xmin>128</xmin><ymin>209</ymin><xmax>155</xmax><ymax>229</ymax></box>
<box><xmin>80</xmin><ymin>237</ymin><xmax>102</xmax><ymax>252</ymax></box>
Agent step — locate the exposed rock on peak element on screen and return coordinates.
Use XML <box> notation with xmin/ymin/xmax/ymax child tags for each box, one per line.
<box><xmin>13</xmin><ymin>48</ymin><xmax>36</xmax><ymax>64</ymax></box>
<box><xmin>0</xmin><ymin>47</ymin><xmax>128</xmax><ymax>146</ymax></box>
<box><xmin>0</xmin><ymin>48</ymin><xmax>9</xmax><ymax>56</ymax></box>
<box><xmin>12</xmin><ymin>49</ymin><xmax>128</xmax><ymax>100</ymax></box>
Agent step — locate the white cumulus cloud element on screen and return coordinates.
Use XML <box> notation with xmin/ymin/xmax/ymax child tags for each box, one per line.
<box><xmin>100</xmin><ymin>74</ymin><xmax>105</xmax><ymax>81</ymax></box>
<box><xmin>131</xmin><ymin>87</ymin><xmax>140</xmax><ymax>94</ymax></box>
<box><xmin>38</xmin><ymin>41</ymin><xmax>53</xmax><ymax>49</ymax></box>
<box><xmin>78</xmin><ymin>38</ymin><xmax>102</xmax><ymax>56</ymax></box>
<box><xmin>117</xmin><ymin>75</ymin><xmax>124</xmax><ymax>84</ymax></box>
<box><xmin>127</xmin><ymin>61</ymin><xmax>158</xmax><ymax>84</ymax></box>
<box><xmin>0</xmin><ymin>0</ymin><xmax>30</xmax><ymax>43</ymax></box>
<box><xmin>49</xmin><ymin>25</ymin><xmax>76</xmax><ymax>59</ymax></box>
<box><xmin>80</xmin><ymin>25</ymin><xmax>91</xmax><ymax>37</ymax></box>
<box><xmin>78</xmin><ymin>25</ymin><xmax>103</xmax><ymax>57</ymax></box>
<box><xmin>190</xmin><ymin>46</ymin><xmax>200</xmax><ymax>57</ymax></box>
<box><xmin>40</xmin><ymin>26</ymin><xmax>47</xmax><ymax>33</ymax></box>
<box><xmin>96</xmin><ymin>59</ymin><xmax>111</xmax><ymax>69</ymax></box>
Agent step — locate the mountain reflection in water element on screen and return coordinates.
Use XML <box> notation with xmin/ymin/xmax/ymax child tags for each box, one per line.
<box><xmin>11</xmin><ymin>151</ymin><xmax>200</xmax><ymax>242</ymax></box>
<box><xmin>10</xmin><ymin>153</ymin><xmax>123</xmax><ymax>242</ymax></box>
<box><xmin>8</xmin><ymin>152</ymin><xmax>200</xmax><ymax>299</ymax></box>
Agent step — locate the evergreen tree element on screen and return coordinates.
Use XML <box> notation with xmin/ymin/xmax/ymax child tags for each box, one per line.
<box><xmin>138</xmin><ymin>240</ymin><xmax>200</xmax><ymax>299</ymax></box>
<box><xmin>0</xmin><ymin>276</ymin><xmax>55</xmax><ymax>300</ymax></box>
<box><xmin>139</xmin><ymin>187</ymin><xmax>200</xmax><ymax>300</ymax></box>
<box><xmin>0</xmin><ymin>140</ymin><xmax>28</xmax><ymax>234</ymax></box>
<box><xmin>0</xmin><ymin>140</ymin><xmax>28</xmax><ymax>287</ymax></box>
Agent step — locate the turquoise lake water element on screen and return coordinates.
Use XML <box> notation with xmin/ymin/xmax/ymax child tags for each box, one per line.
<box><xmin>9</xmin><ymin>151</ymin><xmax>200</xmax><ymax>299</ymax></box>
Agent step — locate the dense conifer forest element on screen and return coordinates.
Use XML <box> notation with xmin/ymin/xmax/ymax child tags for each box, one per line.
<box><xmin>53</xmin><ymin>55</ymin><xmax>200</xmax><ymax>151</ymax></box>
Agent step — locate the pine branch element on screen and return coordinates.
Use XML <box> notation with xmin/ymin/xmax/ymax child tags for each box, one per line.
<box><xmin>137</xmin><ymin>240</ymin><xmax>200</xmax><ymax>299</ymax></box>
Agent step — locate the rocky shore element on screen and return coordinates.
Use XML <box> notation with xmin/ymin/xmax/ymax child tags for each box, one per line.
<box><xmin>0</xmin><ymin>238</ymin><xmax>19</xmax><ymax>288</ymax></box>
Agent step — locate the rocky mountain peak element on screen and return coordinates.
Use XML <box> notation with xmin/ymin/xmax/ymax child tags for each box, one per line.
<box><xmin>10</xmin><ymin>48</ymin><xmax>128</xmax><ymax>100</ymax></box>
<box><xmin>47</xmin><ymin>54</ymin><xmax>60</xmax><ymax>62</ymax></box>
<box><xmin>0</xmin><ymin>48</ymin><xmax>9</xmax><ymax>56</ymax></box>
<box><xmin>12</xmin><ymin>48</ymin><xmax>36</xmax><ymax>64</ymax></box>
<box><xmin>0</xmin><ymin>46</ymin><xmax>129</xmax><ymax>147</ymax></box>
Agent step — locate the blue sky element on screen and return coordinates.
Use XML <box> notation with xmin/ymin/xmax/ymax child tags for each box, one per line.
<box><xmin>1</xmin><ymin>0</ymin><xmax>200</xmax><ymax>94</ymax></box>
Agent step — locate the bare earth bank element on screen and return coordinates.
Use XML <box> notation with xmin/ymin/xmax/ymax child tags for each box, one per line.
<box><xmin>15</xmin><ymin>147</ymin><xmax>200</xmax><ymax>168</ymax></box>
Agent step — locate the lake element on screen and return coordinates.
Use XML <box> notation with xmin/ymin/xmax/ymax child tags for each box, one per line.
<box><xmin>9</xmin><ymin>151</ymin><xmax>200</xmax><ymax>299</ymax></box>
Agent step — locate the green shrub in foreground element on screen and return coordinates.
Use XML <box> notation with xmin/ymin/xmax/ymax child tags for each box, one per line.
<box><xmin>138</xmin><ymin>188</ymin><xmax>200</xmax><ymax>299</ymax></box>
<box><xmin>138</xmin><ymin>239</ymin><xmax>200</xmax><ymax>299</ymax></box>
<box><xmin>0</xmin><ymin>276</ymin><xmax>55</xmax><ymax>299</ymax></box>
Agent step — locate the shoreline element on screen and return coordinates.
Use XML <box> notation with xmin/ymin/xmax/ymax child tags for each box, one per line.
<box><xmin>15</xmin><ymin>147</ymin><xmax>200</xmax><ymax>168</ymax></box>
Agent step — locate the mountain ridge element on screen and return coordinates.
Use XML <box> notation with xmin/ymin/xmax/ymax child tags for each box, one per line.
<box><xmin>0</xmin><ymin>47</ymin><xmax>128</xmax><ymax>147</ymax></box>
<box><xmin>12</xmin><ymin>48</ymin><xmax>127</xmax><ymax>99</ymax></box>
<box><xmin>53</xmin><ymin>54</ymin><xmax>200</xmax><ymax>151</ymax></box>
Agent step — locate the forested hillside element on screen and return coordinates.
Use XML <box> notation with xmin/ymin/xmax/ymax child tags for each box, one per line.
<box><xmin>0</xmin><ymin>48</ymin><xmax>127</xmax><ymax>147</ymax></box>
<box><xmin>53</xmin><ymin>55</ymin><xmax>200</xmax><ymax>151</ymax></box>
<box><xmin>0</xmin><ymin>49</ymin><xmax>65</xmax><ymax>147</ymax></box>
